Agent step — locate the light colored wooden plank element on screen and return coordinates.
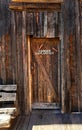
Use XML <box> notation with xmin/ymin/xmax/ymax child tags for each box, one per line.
<box><xmin>0</xmin><ymin>108</ymin><xmax>16</xmax><ymax>115</ymax></box>
<box><xmin>0</xmin><ymin>93</ymin><xmax>16</xmax><ymax>102</ymax></box>
<box><xmin>0</xmin><ymin>85</ymin><xmax>17</xmax><ymax>102</ymax></box>
<box><xmin>27</xmin><ymin>36</ymin><xmax>32</xmax><ymax>111</ymax></box>
<box><xmin>32</xmin><ymin>103</ymin><xmax>60</xmax><ymax>109</ymax></box>
<box><xmin>0</xmin><ymin>114</ymin><xmax>11</xmax><ymax>128</ymax></box>
<box><xmin>0</xmin><ymin>85</ymin><xmax>17</xmax><ymax>91</ymax></box>
<box><xmin>33</xmin><ymin>124</ymin><xmax>82</xmax><ymax>130</ymax></box>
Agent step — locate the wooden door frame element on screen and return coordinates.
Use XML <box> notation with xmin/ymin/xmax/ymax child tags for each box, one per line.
<box><xmin>27</xmin><ymin>36</ymin><xmax>62</xmax><ymax>111</ymax></box>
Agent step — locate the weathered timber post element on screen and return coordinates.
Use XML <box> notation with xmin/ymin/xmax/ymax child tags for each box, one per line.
<box><xmin>61</xmin><ymin>4</ymin><xmax>66</xmax><ymax>113</ymax></box>
<box><xmin>11</xmin><ymin>11</ymin><xmax>17</xmax><ymax>84</ymax></box>
<box><xmin>75</xmin><ymin>0</ymin><xmax>82</xmax><ymax>112</ymax></box>
<box><xmin>62</xmin><ymin>0</ymin><xmax>81</xmax><ymax>112</ymax></box>
<box><xmin>22</xmin><ymin>11</ymin><xmax>29</xmax><ymax>114</ymax></box>
<box><xmin>1</xmin><ymin>35</ymin><xmax>6</xmax><ymax>84</ymax></box>
<box><xmin>62</xmin><ymin>0</ymin><xmax>75</xmax><ymax>112</ymax></box>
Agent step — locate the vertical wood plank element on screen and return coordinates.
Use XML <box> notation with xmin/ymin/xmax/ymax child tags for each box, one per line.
<box><xmin>64</xmin><ymin>2</ymin><xmax>71</xmax><ymax>112</ymax></box>
<box><xmin>61</xmin><ymin>4</ymin><xmax>66</xmax><ymax>113</ymax></box>
<box><xmin>16</xmin><ymin>11</ymin><xmax>23</xmax><ymax>114</ymax></box>
<box><xmin>32</xmin><ymin>54</ymin><xmax>38</xmax><ymax>103</ymax></box>
<box><xmin>0</xmin><ymin>37</ymin><xmax>2</xmax><ymax>84</ymax></box>
<box><xmin>57</xmin><ymin>12</ymin><xmax>61</xmax><ymax>103</ymax></box>
<box><xmin>38</xmin><ymin>62</ymin><xmax>43</xmax><ymax>102</ymax></box>
<box><xmin>46</xmin><ymin>53</ymin><xmax>52</xmax><ymax>103</ymax></box>
<box><xmin>27</xmin><ymin>35</ymin><xmax>32</xmax><ymax>111</ymax></box>
<box><xmin>5</xmin><ymin>33</ymin><xmax>12</xmax><ymax>84</ymax></box>
<box><xmin>22</xmin><ymin>11</ymin><xmax>29</xmax><ymax>114</ymax></box>
<box><xmin>1</xmin><ymin>35</ymin><xmax>6</xmax><ymax>84</ymax></box>
<box><xmin>44</xmin><ymin>12</ymin><xmax>47</xmax><ymax>37</ymax></box>
<box><xmin>47</xmin><ymin>12</ymin><xmax>55</xmax><ymax>37</ymax></box>
<box><xmin>33</xmin><ymin>13</ymin><xmax>37</xmax><ymax>37</ymax></box>
<box><xmin>36</xmin><ymin>12</ymin><xmax>40</xmax><ymax>37</ymax></box>
<box><xmin>11</xmin><ymin>11</ymin><xmax>17</xmax><ymax>84</ymax></box>
<box><xmin>75</xmin><ymin>0</ymin><xmax>81</xmax><ymax>112</ymax></box>
<box><xmin>43</xmin><ymin>53</ymin><xmax>47</xmax><ymax>102</ymax></box>
<box><xmin>80</xmin><ymin>0</ymin><xmax>82</xmax><ymax>111</ymax></box>
<box><xmin>40</xmin><ymin>12</ymin><xmax>44</xmax><ymax>37</ymax></box>
<box><xmin>58</xmin><ymin>42</ymin><xmax>61</xmax><ymax>102</ymax></box>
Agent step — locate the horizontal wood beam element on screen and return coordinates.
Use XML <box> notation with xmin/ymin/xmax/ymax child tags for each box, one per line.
<box><xmin>9</xmin><ymin>2</ymin><xmax>62</xmax><ymax>11</ymax></box>
<box><xmin>0</xmin><ymin>85</ymin><xmax>17</xmax><ymax>91</ymax></box>
<box><xmin>32</xmin><ymin>103</ymin><xmax>60</xmax><ymax>109</ymax></box>
<box><xmin>31</xmin><ymin>37</ymin><xmax>60</xmax><ymax>44</ymax></box>
<box><xmin>12</xmin><ymin>0</ymin><xmax>63</xmax><ymax>3</ymax></box>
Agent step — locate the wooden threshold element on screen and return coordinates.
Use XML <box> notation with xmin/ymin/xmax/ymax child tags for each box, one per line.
<box><xmin>32</xmin><ymin>103</ymin><xmax>60</xmax><ymax>110</ymax></box>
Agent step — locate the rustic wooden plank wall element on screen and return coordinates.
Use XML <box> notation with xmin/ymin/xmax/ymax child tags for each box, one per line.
<box><xmin>0</xmin><ymin>0</ymin><xmax>82</xmax><ymax>113</ymax></box>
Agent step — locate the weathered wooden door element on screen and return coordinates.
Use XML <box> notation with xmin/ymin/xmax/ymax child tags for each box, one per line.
<box><xmin>31</xmin><ymin>38</ymin><xmax>60</xmax><ymax>105</ymax></box>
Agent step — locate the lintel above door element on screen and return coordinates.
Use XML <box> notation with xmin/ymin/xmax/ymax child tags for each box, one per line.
<box><xmin>11</xmin><ymin>0</ymin><xmax>63</xmax><ymax>3</ymax></box>
<box><xmin>9</xmin><ymin>0</ymin><xmax>63</xmax><ymax>12</ymax></box>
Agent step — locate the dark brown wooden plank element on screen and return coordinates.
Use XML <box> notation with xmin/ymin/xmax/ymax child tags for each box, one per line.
<box><xmin>58</xmin><ymin>43</ymin><xmax>61</xmax><ymax>102</ymax></box>
<box><xmin>22</xmin><ymin>11</ymin><xmax>29</xmax><ymax>114</ymax></box>
<box><xmin>80</xmin><ymin>0</ymin><xmax>82</xmax><ymax>111</ymax></box>
<box><xmin>9</xmin><ymin>3</ymin><xmax>61</xmax><ymax>12</ymax></box>
<box><xmin>31</xmin><ymin>56</ymin><xmax>38</xmax><ymax>103</ymax></box>
<box><xmin>1</xmin><ymin>35</ymin><xmax>6</xmax><ymax>84</ymax></box>
<box><xmin>10</xmin><ymin>116</ymin><xmax>22</xmax><ymax>130</ymax></box>
<box><xmin>75</xmin><ymin>0</ymin><xmax>82</xmax><ymax>112</ymax></box>
<box><xmin>5</xmin><ymin>34</ymin><xmax>12</xmax><ymax>84</ymax></box>
<box><xmin>0</xmin><ymin>37</ymin><xmax>1</xmax><ymax>84</ymax></box>
<box><xmin>38</xmin><ymin>60</ymin><xmax>43</xmax><ymax>102</ymax></box>
<box><xmin>11</xmin><ymin>11</ymin><xmax>17</xmax><ymax>84</ymax></box>
<box><xmin>15</xmin><ymin>11</ymin><xmax>24</xmax><ymax>114</ymax></box>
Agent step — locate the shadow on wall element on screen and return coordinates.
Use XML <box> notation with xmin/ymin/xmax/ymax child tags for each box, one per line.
<box><xmin>0</xmin><ymin>0</ymin><xmax>11</xmax><ymax>37</ymax></box>
<box><xmin>10</xmin><ymin>110</ymin><xmax>82</xmax><ymax>130</ymax></box>
<box><xmin>0</xmin><ymin>78</ymin><xmax>16</xmax><ymax>85</ymax></box>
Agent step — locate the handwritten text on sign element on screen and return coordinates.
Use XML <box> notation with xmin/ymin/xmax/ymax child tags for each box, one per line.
<box><xmin>35</xmin><ymin>50</ymin><xmax>54</xmax><ymax>55</ymax></box>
